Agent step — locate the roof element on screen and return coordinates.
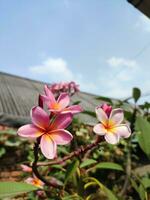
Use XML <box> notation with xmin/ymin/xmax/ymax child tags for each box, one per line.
<box><xmin>127</xmin><ymin>0</ymin><xmax>150</xmax><ymax>18</ymax></box>
<box><xmin>0</xmin><ymin>72</ymin><xmax>113</xmax><ymax>127</ymax></box>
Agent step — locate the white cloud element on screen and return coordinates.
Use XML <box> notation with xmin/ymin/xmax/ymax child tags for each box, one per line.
<box><xmin>97</xmin><ymin>56</ymin><xmax>141</xmax><ymax>99</ymax></box>
<box><xmin>29</xmin><ymin>57</ymin><xmax>99</xmax><ymax>93</ymax></box>
<box><xmin>136</xmin><ymin>15</ymin><xmax>150</xmax><ymax>32</ymax></box>
<box><xmin>29</xmin><ymin>57</ymin><xmax>73</xmax><ymax>81</ymax></box>
<box><xmin>107</xmin><ymin>57</ymin><xmax>138</xmax><ymax>69</ymax></box>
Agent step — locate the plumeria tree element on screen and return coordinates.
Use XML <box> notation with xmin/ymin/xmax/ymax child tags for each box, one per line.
<box><xmin>0</xmin><ymin>85</ymin><xmax>150</xmax><ymax>200</ymax></box>
<box><xmin>17</xmin><ymin>84</ymin><xmax>131</xmax><ymax>197</ymax></box>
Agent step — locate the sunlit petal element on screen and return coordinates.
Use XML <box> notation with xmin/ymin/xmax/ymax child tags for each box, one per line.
<box><xmin>44</xmin><ymin>85</ymin><xmax>56</xmax><ymax>103</ymax></box>
<box><xmin>114</xmin><ymin>124</ymin><xmax>131</xmax><ymax>138</ymax></box>
<box><xmin>95</xmin><ymin>107</ymin><xmax>108</xmax><ymax>126</ymax></box>
<box><xmin>62</xmin><ymin>105</ymin><xmax>83</xmax><ymax>114</ymax></box>
<box><xmin>40</xmin><ymin>134</ymin><xmax>56</xmax><ymax>159</ymax></box>
<box><xmin>109</xmin><ymin>108</ymin><xmax>124</xmax><ymax>126</ymax></box>
<box><xmin>57</xmin><ymin>93</ymin><xmax>70</xmax><ymax>109</ymax></box>
<box><xmin>31</xmin><ymin>106</ymin><xmax>49</xmax><ymax>129</ymax></box>
<box><xmin>93</xmin><ymin>123</ymin><xmax>106</xmax><ymax>135</ymax></box>
<box><xmin>104</xmin><ymin>133</ymin><xmax>120</xmax><ymax>144</ymax></box>
<box><xmin>50</xmin><ymin>113</ymin><xmax>73</xmax><ymax>130</ymax></box>
<box><xmin>50</xmin><ymin>129</ymin><xmax>73</xmax><ymax>145</ymax></box>
<box><xmin>17</xmin><ymin>124</ymin><xmax>43</xmax><ymax>138</ymax></box>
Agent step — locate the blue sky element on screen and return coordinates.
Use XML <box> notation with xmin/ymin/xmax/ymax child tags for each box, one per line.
<box><xmin>0</xmin><ymin>0</ymin><xmax>150</xmax><ymax>102</ymax></box>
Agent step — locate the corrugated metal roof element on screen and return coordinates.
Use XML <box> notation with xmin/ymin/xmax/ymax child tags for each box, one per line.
<box><xmin>0</xmin><ymin>72</ymin><xmax>115</xmax><ymax>127</ymax></box>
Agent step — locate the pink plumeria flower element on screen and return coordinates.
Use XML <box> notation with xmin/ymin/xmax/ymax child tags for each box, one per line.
<box><xmin>20</xmin><ymin>164</ymin><xmax>32</xmax><ymax>172</ymax></box>
<box><xmin>25</xmin><ymin>176</ymin><xmax>44</xmax><ymax>188</ymax></box>
<box><xmin>93</xmin><ymin>104</ymin><xmax>131</xmax><ymax>144</ymax></box>
<box><xmin>40</xmin><ymin>85</ymin><xmax>83</xmax><ymax>114</ymax></box>
<box><xmin>17</xmin><ymin>106</ymin><xmax>73</xmax><ymax>159</ymax></box>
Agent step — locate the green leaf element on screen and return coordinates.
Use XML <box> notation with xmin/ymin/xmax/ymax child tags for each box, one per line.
<box><xmin>0</xmin><ymin>147</ymin><xmax>6</xmax><ymax>158</ymax></box>
<box><xmin>80</xmin><ymin>159</ymin><xmax>97</xmax><ymax>168</ymax></box>
<box><xmin>84</xmin><ymin>177</ymin><xmax>118</xmax><ymax>200</ymax></box>
<box><xmin>132</xmin><ymin>87</ymin><xmax>141</xmax><ymax>103</ymax></box>
<box><xmin>138</xmin><ymin>184</ymin><xmax>147</xmax><ymax>200</ymax></box>
<box><xmin>89</xmin><ymin>162</ymin><xmax>123</xmax><ymax>171</ymax></box>
<box><xmin>130</xmin><ymin>178</ymin><xmax>139</xmax><ymax>193</ymax></box>
<box><xmin>141</xmin><ymin>177</ymin><xmax>150</xmax><ymax>189</ymax></box>
<box><xmin>64</xmin><ymin>160</ymin><xmax>79</xmax><ymax>186</ymax></box>
<box><xmin>0</xmin><ymin>182</ymin><xmax>38</xmax><ymax>198</ymax></box>
<box><xmin>82</xmin><ymin>110</ymin><xmax>96</xmax><ymax>118</ymax></box>
<box><xmin>135</xmin><ymin>116</ymin><xmax>150</xmax><ymax>159</ymax></box>
<box><xmin>72</xmin><ymin>101</ymin><xmax>81</xmax><ymax>105</ymax></box>
<box><xmin>62</xmin><ymin>194</ymin><xmax>83</xmax><ymax>200</ymax></box>
<box><xmin>130</xmin><ymin>177</ymin><xmax>150</xmax><ymax>200</ymax></box>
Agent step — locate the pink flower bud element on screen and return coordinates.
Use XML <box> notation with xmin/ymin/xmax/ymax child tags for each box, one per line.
<box><xmin>101</xmin><ymin>103</ymin><xmax>112</xmax><ymax>117</ymax></box>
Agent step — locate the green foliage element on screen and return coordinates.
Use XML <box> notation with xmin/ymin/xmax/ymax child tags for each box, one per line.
<box><xmin>84</xmin><ymin>177</ymin><xmax>118</xmax><ymax>200</ymax></box>
<box><xmin>95</xmin><ymin>96</ymin><xmax>112</xmax><ymax>104</ymax></box>
<box><xmin>0</xmin><ymin>129</ymin><xmax>16</xmax><ymax>135</ymax></box>
<box><xmin>82</xmin><ymin>110</ymin><xmax>96</xmax><ymax>118</ymax></box>
<box><xmin>132</xmin><ymin>87</ymin><xmax>141</xmax><ymax>103</ymax></box>
<box><xmin>64</xmin><ymin>160</ymin><xmax>79</xmax><ymax>186</ymax></box>
<box><xmin>88</xmin><ymin>162</ymin><xmax>123</xmax><ymax>172</ymax></box>
<box><xmin>72</xmin><ymin>101</ymin><xmax>81</xmax><ymax>105</ymax></box>
<box><xmin>1</xmin><ymin>86</ymin><xmax>150</xmax><ymax>199</ymax></box>
<box><xmin>80</xmin><ymin>159</ymin><xmax>97</xmax><ymax>168</ymax></box>
<box><xmin>135</xmin><ymin>116</ymin><xmax>150</xmax><ymax>159</ymax></box>
<box><xmin>62</xmin><ymin>194</ymin><xmax>83</xmax><ymax>200</ymax></box>
<box><xmin>130</xmin><ymin>176</ymin><xmax>150</xmax><ymax>200</ymax></box>
<box><xmin>0</xmin><ymin>182</ymin><xmax>38</xmax><ymax>199</ymax></box>
<box><xmin>0</xmin><ymin>147</ymin><xmax>6</xmax><ymax>158</ymax></box>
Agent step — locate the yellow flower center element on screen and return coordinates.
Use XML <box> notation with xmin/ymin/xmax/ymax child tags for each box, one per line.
<box><xmin>104</xmin><ymin>120</ymin><xmax>116</xmax><ymax>133</ymax></box>
<box><xmin>52</xmin><ymin>103</ymin><xmax>61</xmax><ymax>110</ymax></box>
<box><xmin>33</xmin><ymin>178</ymin><xmax>43</xmax><ymax>188</ymax></box>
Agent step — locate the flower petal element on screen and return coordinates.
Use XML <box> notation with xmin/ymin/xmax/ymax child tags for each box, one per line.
<box><xmin>104</xmin><ymin>133</ymin><xmax>120</xmax><ymax>144</ymax></box>
<box><xmin>31</xmin><ymin>106</ymin><xmax>49</xmax><ymax>129</ymax></box>
<box><xmin>20</xmin><ymin>164</ymin><xmax>32</xmax><ymax>172</ymax></box>
<box><xmin>57</xmin><ymin>93</ymin><xmax>70</xmax><ymax>109</ymax></box>
<box><xmin>40</xmin><ymin>95</ymin><xmax>51</xmax><ymax>107</ymax></box>
<box><xmin>40</xmin><ymin>134</ymin><xmax>56</xmax><ymax>159</ymax></box>
<box><xmin>114</xmin><ymin>124</ymin><xmax>131</xmax><ymax>138</ymax></box>
<box><xmin>50</xmin><ymin>129</ymin><xmax>73</xmax><ymax>145</ymax></box>
<box><xmin>95</xmin><ymin>107</ymin><xmax>108</xmax><ymax>126</ymax></box>
<box><xmin>93</xmin><ymin>123</ymin><xmax>106</xmax><ymax>135</ymax></box>
<box><xmin>109</xmin><ymin>108</ymin><xmax>124</xmax><ymax>126</ymax></box>
<box><xmin>44</xmin><ymin>85</ymin><xmax>56</xmax><ymax>103</ymax></box>
<box><xmin>17</xmin><ymin>124</ymin><xmax>43</xmax><ymax>138</ymax></box>
<box><xmin>50</xmin><ymin>113</ymin><xmax>73</xmax><ymax>130</ymax></box>
<box><xmin>62</xmin><ymin>105</ymin><xmax>83</xmax><ymax>114</ymax></box>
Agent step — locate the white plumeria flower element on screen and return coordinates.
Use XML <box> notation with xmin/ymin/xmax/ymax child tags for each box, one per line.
<box><xmin>93</xmin><ymin>104</ymin><xmax>131</xmax><ymax>144</ymax></box>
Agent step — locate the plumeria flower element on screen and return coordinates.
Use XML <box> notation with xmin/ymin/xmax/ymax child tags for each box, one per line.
<box><xmin>17</xmin><ymin>106</ymin><xmax>73</xmax><ymax>159</ymax></box>
<box><xmin>25</xmin><ymin>176</ymin><xmax>44</xmax><ymax>188</ymax></box>
<box><xmin>40</xmin><ymin>85</ymin><xmax>83</xmax><ymax>114</ymax></box>
<box><xmin>93</xmin><ymin>104</ymin><xmax>131</xmax><ymax>144</ymax></box>
<box><xmin>49</xmin><ymin>81</ymin><xmax>79</xmax><ymax>95</ymax></box>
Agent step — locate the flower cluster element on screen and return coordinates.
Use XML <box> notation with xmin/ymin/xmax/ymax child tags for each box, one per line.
<box><xmin>18</xmin><ymin>85</ymin><xmax>83</xmax><ymax>159</ymax></box>
<box><xmin>48</xmin><ymin>81</ymin><xmax>79</xmax><ymax>97</ymax></box>
<box><xmin>18</xmin><ymin>84</ymin><xmax>131</xmax><ymax>160</ymax></box>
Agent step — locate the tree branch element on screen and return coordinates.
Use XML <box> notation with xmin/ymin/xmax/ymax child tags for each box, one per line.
<box><xmin>37</xmin><ymin>136</ymin><xmax>101</xmax><ymax>167</ymax></box>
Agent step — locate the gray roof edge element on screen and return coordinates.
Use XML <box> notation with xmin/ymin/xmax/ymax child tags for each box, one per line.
<box><xmin>0</xmin><ymin>113</ymin><xmax>30</xmax><ymax>128</ymax></box>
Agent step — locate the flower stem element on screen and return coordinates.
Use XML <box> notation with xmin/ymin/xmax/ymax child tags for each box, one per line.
<box><xmin>32</xmin><ymin>138</ymin><xmax>61</xmax><ymax>188</ymax></box>
<box><xmin>37</xmin><ymin>135</ymin><xmax>101</xmax><ymax>167</ymax></box>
